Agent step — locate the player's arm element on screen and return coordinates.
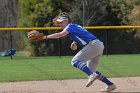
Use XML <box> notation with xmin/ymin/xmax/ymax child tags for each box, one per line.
<box><xmin>44</xmin><ymin>30</ymin><xmax>69</xmax><ymax>39</ymax></box>
<box><xmin>27</xmin><ymin>29</ymin><xmax>69</xmax><ymax>42</ymax></box>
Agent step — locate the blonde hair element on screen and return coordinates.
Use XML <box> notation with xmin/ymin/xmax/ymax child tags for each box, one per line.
<box><xmin>53</xmin><ymin>12</ymin><xmax>72</xmax><ymax>26</ymax></box>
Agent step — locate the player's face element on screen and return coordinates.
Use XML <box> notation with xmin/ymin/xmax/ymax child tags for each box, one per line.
<box><xmin>57</xmin><ymin>20</ymin><xmax>68</xmax><ymax>29</ymax></box>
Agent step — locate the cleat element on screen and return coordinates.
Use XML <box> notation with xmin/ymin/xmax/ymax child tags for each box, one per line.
<box><xmin>101</xmin><ymin>83</ymin><xmax>116</xmax><ymax>92</ymax></box>
<box><xmin>85</xmin><ymin>73</ymin><xmax>98</xmax><ymax>87</ymax></box>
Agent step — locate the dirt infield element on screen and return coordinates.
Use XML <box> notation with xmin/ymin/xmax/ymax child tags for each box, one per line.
<box><xmin>0</xmin><ymin>77</ymin><xmax>139</xmax><ymax>93</ymax></box>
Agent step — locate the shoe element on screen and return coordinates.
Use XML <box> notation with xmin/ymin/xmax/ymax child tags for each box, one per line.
<box><xmin>101</xmin><ymin>83</ymin><xmax>116</xmax><ymax>92</ymax></box>
<box><xmin>85</xmin><ymin>73</ymin><xmax>98</xmax><ymax>87</ymax></box>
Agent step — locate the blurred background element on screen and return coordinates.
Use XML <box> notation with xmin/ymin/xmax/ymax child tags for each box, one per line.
<box><xmin>0</xmin><ymin>0</ymin><xmax>139</xmax><ymax>57</ymax></box>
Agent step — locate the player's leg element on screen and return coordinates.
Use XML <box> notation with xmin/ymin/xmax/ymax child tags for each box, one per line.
<box><xmin>96</xmin><ymin>71</ymin><xmax>116</xmax><ymax>92</ymax></box>
<box><xmin>87</xmin><ymin>55</ymin><xmax>116</xmax><ymax>92</ymax></box>
<box><xmin>71</xmin><ymin>50</ymin><xmax>98</xmax><ymax>87</ymax></box>
<box><xmin>71</xmin><ymin>40</ymin><xmax>104</xmax><ymax>87</ymax></box>
<box><xmin>71</xmin><ymin>40</ymin><xmax>103</xmax><ymax>75</ymax></box>
<box><xmin>71</xmin><ymin>49</ymin><xmax>94</xmax><ymax>77</ymax></box>
<box><xmin>87</xmin><ymin>55</ymin><xmax>113</xmax><ymax>85</ymax></box>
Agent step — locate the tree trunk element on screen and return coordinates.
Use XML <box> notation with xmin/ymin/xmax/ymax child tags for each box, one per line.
<box><xmin>0</xmin><ymin>0</ymin><xmax>19</xmax><ymax>51</ymax></box>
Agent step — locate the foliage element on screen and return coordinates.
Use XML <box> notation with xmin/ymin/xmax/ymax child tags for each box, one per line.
<box><xmin>18</xmin><ymin>0</ymin><xmax>140</xmax><ymax>55</ymax></box>
<box><xmin>67</xmin><ymin>0</ymin><xmax>107</xmax><ymax>26</ymax></box>
<box><xmin>104</xmin><ymin>0</ymin><xmax>134</xmax><ymax>25</ymax></box>
<box><xmin>130</xmin><ymin>6</ymin><xmax>140</xmax><ymax>38</ymax></box>
<box><xmin>64</xmin><ymin>0</ymin><xmax>140</xmax><ymax>54</ymax></box>
<box><xmin>18</xmin><ymin>0</ymin><xmax>63</xmax><ymax>56</ymax></box>
<box><xmin>134</xmin><ymin>0</ymin><xmax>140</xmax><ymax>5</ymax></box>
<box><xmin>67</xmin><ymin>0</ymin><xmax>134</xmax><ymax>26</ymax></box>
<box><xmin>103</xmin><ymin>0</ymin><xmax>140</xmax><ymax>54</ymax></box>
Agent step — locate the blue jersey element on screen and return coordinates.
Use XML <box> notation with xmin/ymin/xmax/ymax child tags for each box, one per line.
<box><xmin>66</xmin><ymin>24</ymin><xmax>97</xmax><ymax>47</ymax></box>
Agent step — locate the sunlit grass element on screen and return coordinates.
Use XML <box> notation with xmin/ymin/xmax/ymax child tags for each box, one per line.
<box><xmin>0</xmin><ymin>54</ymin><xmax>140</xmax><ymax>82</ymax></box>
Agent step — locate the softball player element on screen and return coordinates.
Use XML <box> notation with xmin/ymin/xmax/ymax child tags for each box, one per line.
<box><xmin>45</xmin><ymin>12</ymin><xmax>116</xmax><ymax>92</ymax></box>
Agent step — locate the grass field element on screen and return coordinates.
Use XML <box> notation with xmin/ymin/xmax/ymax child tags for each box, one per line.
<box><xmin>0</xmin><ymin>54</ymin><xmax>140</xmax><ymax>82</ymax></box>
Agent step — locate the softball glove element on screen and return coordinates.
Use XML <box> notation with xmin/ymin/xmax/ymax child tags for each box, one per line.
<box><xmin>27</xmin><ymin>30</ymin><xmax>46</xmax><ymax>42</ymax></box>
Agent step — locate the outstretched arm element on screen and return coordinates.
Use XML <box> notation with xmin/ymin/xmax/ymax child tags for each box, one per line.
<box><xmin>27</xmin><ymin>30</ymin><xmax>69</xmax><ymax>42</ymax></box>
<box><xmin>45</xmin><ymin>30</ymin><xmax>69</xmax><ymax>39</ymax></box>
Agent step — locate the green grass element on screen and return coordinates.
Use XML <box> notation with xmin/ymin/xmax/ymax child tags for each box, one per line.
<box><xmin>0</xmin><ymin>54</ymin><xmax>140</xmax><ymax>82</ymax></box>
<box><xmin>99</xmin><ymin>54</ymin><xmax>140</xmax><ymax>77</ymax></box>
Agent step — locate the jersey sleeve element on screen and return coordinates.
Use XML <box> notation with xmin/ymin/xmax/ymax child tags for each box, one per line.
<box><xmin>65</xmin><ymin>24</ymin><xmax>74</xmax><ymax>34</ymax></box>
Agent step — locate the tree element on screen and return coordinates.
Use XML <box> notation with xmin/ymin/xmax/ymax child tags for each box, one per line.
<box><xmin>66</xmin><ymin>0</ymin><xmax>107</xmax><ymax>26</ymax></box>
<box><xmin>67</xmin><ymin>0</ymin><xmax>140</xmax><ymax>54</ymax></box>
<box><xmin>0</xmin><ymin>0</ymin><xmax>19</xmax><ymax>51</ymax></box>
<box><xmin>18</xmin><ymin>0</ymin><xmax>67</xmax><ymax>56</ymax></box>
<box><xmin>103</xmin><ymin>0</ymin><xmax>140</xmax><ymax>54</ymax></box>
<box><xmin>18</xmin><ymin>0</ymin><xmax>140</xmax><ymax>55</ymax></box>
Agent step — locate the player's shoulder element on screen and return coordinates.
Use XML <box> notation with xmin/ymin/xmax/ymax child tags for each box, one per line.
<box><xmin>68</xmin><ymin>23</ymin><xmax>81</xmax><ymax>28</ymax></box>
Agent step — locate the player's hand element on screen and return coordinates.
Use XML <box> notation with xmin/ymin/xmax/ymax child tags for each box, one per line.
<box><xmin>70</xmin><ymin>42</ymin><xmax>77</xmax><ymax>50</ymax></box>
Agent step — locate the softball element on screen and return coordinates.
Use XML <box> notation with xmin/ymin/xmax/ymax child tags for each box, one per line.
<box><xmin>71</xmin><ymin>44</ymin><xmax>77</xmax><ymax>50</ymax></box>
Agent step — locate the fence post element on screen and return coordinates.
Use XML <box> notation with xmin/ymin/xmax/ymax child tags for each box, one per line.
<box><xmin>10</xmin><ymin>31</ymin><xmax>13</xmax><ymax>59</ymax></box>
<box><xmin>58</xmin><ymin>38</ymin><xmax>62</xmax><ymax>58</ymax></box>
<box><xmin>105</xmin><ymin>30</ymin><xmax>108</xmax><ymax>56</ymax></box>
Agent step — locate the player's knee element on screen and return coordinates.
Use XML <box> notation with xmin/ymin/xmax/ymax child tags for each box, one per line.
<box><xmin>71</xmin><ymin>60</ymin><xmax>82</xmax><ymax>68</ymax></box>
<box><xmin>71</xmin><ymin>59</ymin><xmax>79</xmax><ymax>67</ymax></box>
<box><xmin>71</xmin><ymin>60</ymin><xmax>75</xmax><ymax>66</ymax></box>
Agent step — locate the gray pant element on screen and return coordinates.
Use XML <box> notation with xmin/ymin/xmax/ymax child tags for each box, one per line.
<box><xmin>71</xmin><ymin>39</ymin><xmax>104</xmax><ymax>72</ymax></box>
